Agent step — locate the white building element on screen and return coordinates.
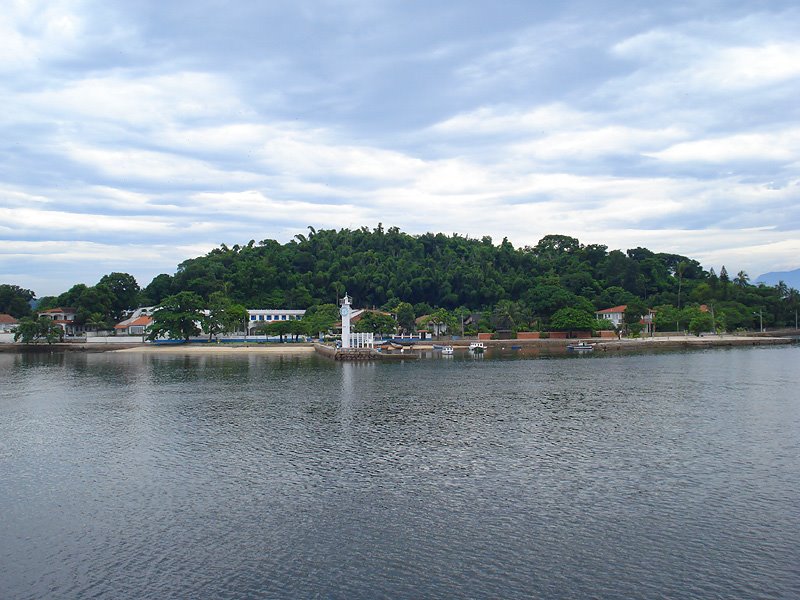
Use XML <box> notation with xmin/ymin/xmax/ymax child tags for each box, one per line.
<box><xmin>246</xmin><ymin>309</ymin><xmax>305</xmax><ymax>334</ymax></box>
<box><xmin>0</xmin><ymin>313</ymin><xmax>18</xmax><ymax>333</ymax></box>
<box><xmin>595</xmin><ymin>305</ymin><xmax>627</xmax><ymax>328</ymax></box>
<box><xmin>38</xmin><ymin>307</ymin><xmax>83</xmax><ymax>335</ymax></box>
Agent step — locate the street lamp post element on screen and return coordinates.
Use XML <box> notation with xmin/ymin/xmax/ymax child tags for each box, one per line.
<box><xmin>753</xmin><ymin>309</ymin><xmax>763</xmax><ymax>333</ymax></box>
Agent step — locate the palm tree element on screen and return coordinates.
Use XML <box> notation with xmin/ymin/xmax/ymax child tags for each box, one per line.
<box><xmin>734</xmin><ymin>271</ymin><xmax>750</xmax><ymax>287</ymax></box>
<box><xmin>676</xmin><ymin>261</ymin><xmax>687</xmax><ymax>309</ymax></box>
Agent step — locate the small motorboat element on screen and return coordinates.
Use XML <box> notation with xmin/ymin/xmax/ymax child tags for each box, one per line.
<box><xmin>442</xmin><ymin>345</ymin><xmax>454</xmax><ymax>355</ymax></box>
<box><xmin>469</xmin><ymin>342</ymin><xmax>485</xmax><ymax>353</ymax></box>
<box><xmin>566</xmin><ymin>342</ymin><xmax>594</xmax><ymax>352</ymax></box>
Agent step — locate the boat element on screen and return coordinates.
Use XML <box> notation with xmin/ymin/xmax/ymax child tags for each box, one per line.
<box><xmin>442</xmin><ymin>345</ymin><xmax>454</xmax><ymax>355</ymax></box>
<box><xmin>566</xmin><ymin>342</ymin><xmax>594</xmax><ymax>352</ymax></box>
<box><xmin>469</xmin><ymin>341</ymin><xmax>485</xmax><ymax>353</ymax></box>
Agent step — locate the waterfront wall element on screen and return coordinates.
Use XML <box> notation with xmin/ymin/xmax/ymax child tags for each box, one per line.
<box><xmin>86</xmin><ymin>336</ymin><xmax>147</xmax><ymax>344</ymax></box>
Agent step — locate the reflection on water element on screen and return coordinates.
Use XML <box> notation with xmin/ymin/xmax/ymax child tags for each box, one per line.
<box><xmin>1</xmin><ymin>346</ymin><xmax>799</xmax><ymax>599</ymax></box>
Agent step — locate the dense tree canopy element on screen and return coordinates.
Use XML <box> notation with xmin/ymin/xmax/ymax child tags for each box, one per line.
<box><xmin>6</xmin><ymin>225</ymin><xmax>798</xmax><ymax>335</ymax></box>
<box><xmin>147</xmin><ymin>292</ymin><xmax>206</xmax><ymax>341</ymax></box>
<box><xmin>13</xmin><ymin>316</ymin><xmax>62</xmax><ymax>344</ymax></box>
<box><xmin>0</xmin><ymin>284</ymin><xmax>34</xmax><ymax>318</ymax></box>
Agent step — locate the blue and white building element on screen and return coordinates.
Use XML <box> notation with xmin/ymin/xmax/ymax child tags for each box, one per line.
<box><xmin>246</xmin><ymin>309</ymin><xmax>305</xmax><ymax>334</ymax></box>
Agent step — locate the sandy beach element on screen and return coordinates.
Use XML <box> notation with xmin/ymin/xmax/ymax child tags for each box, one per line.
<box><xmin>112</xmin><ymin>344</ymin><xmax>316</xmax><ymax>354</ymax></box>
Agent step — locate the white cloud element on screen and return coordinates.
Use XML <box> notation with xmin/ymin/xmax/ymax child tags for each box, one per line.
<box><xmin>2</xmin><ymin>1</ymin><xmax>800</xmax><ymax>295</ymax></box>
<box><xmin>64</xmin><ymin>143</ymin><xmax>263</xmax><ymax>187</ymax></box>
<box><xmin>20</xmin><ymin>71</ymin><xmax>250</xmax><ymax>128</ymax></box>
<box><xmin>694</xmin><ymin>43</ymin><xmax>800</xmax><ymax>90</ymax></box>
<box><xmin>0</xmin><ymin>0</ymin><xmax>84</xmax><ymax>72</ymax></box>
<box><xmin>649</xmin><ymin>130</ymin><xmax>800</xmax><ymax>164</ymax></box>
<box><xmin>0</xmin><ymin>206</ymin><xmax>175</xmax><ymax>235</ymax></box>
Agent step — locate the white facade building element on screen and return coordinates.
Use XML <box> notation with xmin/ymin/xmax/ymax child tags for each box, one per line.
<box><xmin>246</xmin><ymin>309</ymin><xmax>305</xmax><ymax>334</ymax></box>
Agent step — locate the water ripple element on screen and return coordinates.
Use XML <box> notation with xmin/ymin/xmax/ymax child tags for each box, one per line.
<box><xmin>1</xmin><ymin>347</ymin><xmax>799</xmax><ymax>599</ymax></box>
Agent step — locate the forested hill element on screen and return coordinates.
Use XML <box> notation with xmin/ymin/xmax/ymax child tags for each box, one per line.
<box><xmin>148</xmin><ymin>226</ymin><xmax>703</xmax><ymax>310</ymax></box>
<box><xmin>130</xmin><ymin>225</ymin><xmax>795</xmax><ymax>330</ymax></box>
<box><xmin>11</xmin><ymin>225</ymin><xmax>795</xmax><ymax>332</ymax></box>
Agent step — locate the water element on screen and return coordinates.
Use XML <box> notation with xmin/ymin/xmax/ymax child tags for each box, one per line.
<box><xmin>1</xmin><ymin>346</ymin><xmax>799</xmax><ymax>599</ymax></box>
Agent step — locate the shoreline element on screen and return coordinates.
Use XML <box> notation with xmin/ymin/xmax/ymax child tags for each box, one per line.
<box><xmin>0</xmin><ymin>334</ymin><xmax>793</xmax><ymax>355</ymax></box>
<box><xmin>113</xmin><ymin>343</ymin><xmax>316</xmax><ymax>354</ymax></box>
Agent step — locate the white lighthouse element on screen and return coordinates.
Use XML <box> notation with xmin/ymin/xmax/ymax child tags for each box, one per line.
<box><xmin>340</xmin><ymin>293</ymin><xmax>352</xmax><ymax>349</ymax></box>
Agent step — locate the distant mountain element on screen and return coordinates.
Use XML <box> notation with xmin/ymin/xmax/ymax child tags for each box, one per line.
<box><xmin>755</xmin><ymin>268</ymin><xmax>800</xmax><ymax>289</ymax></box>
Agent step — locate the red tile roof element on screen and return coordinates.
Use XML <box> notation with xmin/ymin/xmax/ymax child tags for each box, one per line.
<box><xmin>115</xmin><ymin>316</ymin><xmax>152</xmax><ymax>329</ymax></box>
<box><xmin>128</xmin><ymin>316</ymin><xmax>152</xmax><ymax>326</ymax></box>
<box><xmin>596</xmin><ymin>305</ymin><xmax>627</xmax><ymax>314</ymax></box>
<box><xmin>0</xmin><ymin>313</ymin><xmax>18</xmax><ymax>324</ymax></box>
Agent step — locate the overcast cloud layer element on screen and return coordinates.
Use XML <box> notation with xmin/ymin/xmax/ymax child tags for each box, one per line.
<box><xmin>2</xmin><ymin>0</ymin><xmax>800</xmax><ymax>295</ymax></box>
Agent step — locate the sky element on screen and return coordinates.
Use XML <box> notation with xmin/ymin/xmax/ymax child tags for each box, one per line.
<box><xmin>2</xmin><ymin>0</ymin><xmax>800</xmax><ymax>296</ymax></box>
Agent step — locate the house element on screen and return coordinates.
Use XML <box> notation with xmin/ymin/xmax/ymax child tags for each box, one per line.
<box><xmin>595</xmin><ymin>305</ymin><xmax>627</xmax><ymax>328</ymax></box>
<box><xmin>120</xmin><ymin>306</ymin><xmax>156</xmax><ymax>320</ymax></box>
<box><xmin>640</xmin><ymin>309</ymin><xmax>657</xmax><ymax>336</ymax></box>
<box><xmin>247</xmin><ymin>309</ymin><xmax>306</xmax><ymax>334</ymax></box>
<box><xmin>596</xmin><ymin>305</ymin><xmax>657</xmax><ymax>335</ymax></box>
<box><xmin>38</xmin><ymin>307</ymin><xmax>83</xmax><ymax>336</ymax></box>
<box><xmin>415</xmin><ymin>314</ymin><xmax>448</xmax><ymax>337</ymax></box>
<box><xmin>114</xmin><ymin>315</ymin><xmax>153</xmax><ymax>336</ymax></box>
<box><xmin>0</xmin><ymin>313</ymin><xmax>18</xmax><ymax>333</ymax></box>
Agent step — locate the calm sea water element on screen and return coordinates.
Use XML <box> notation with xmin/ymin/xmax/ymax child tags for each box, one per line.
<box><xmin>1</xmin><ymin>346</ymin><xmax>798</xmax><ymax>599</ymax></box>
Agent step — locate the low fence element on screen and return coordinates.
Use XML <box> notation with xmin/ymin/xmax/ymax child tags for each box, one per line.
<box><xmin>86</xmin><ymin>336</ymin><xmax>146</xmax><ymax>344</ymax></box>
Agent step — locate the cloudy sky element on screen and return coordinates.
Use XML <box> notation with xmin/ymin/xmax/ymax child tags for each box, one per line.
<box><xmin>2</xmin><ymin>0</ymin><xmax>799</xmax><ymax>296</ymax></box>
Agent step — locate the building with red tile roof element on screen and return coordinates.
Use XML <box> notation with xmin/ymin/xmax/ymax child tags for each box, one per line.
<box><xmin>0</xmin><ymin>313</ymin><xmax>19</xmax><ymax>333</ymax></box>
<box><xmin>38</xmin><ymin>307</ymin><xmax>82</xmax><ymax>335</ymax></box>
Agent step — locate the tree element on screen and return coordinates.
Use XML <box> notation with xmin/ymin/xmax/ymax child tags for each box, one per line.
<box><xmin>257</xmin><ymin>320</ymin><xmax>294</xmax><ymax>342</ymax></box>
<box><xmin>0</xmin><ymin>284</ymin><xmax>35</xmax><ymax>318</ymax></box>
<box><xmin>13</xmin><ymin>316</ymin><xmax>63</xmax><ymax>344</ymax></box>
<box><xmin>597</xmin><ymin>286</ymin><xmax>636</xmax><ymax>309</ymax></box>
<box><xmin>141</xmin><ymin>274</ymin><xmax>175</xmax><ymax>306</ymax></box>
<box><xmin>491</xmin><ymin>300</ymin><xmax>529</xmax><ymax>331</ymax></box>
<box><xmin>623</xmin><ymin>299</ymin><xmax>648</xmax><ymax>325</ymax></box>
<box><xmin>733</xmin><ymin>271</ymin><xmax>750</xmax><ymax>288</ymax></box>
<box><xmin>719</xmin><ymin>266</ymin><xmax>729</xmax><ymax>283</ymax></box>
<box><xmin>354</xmin><ymin>311</ymin><xmax>397</xmax><ymax>335</ymax></box>
<box><xmin>85</xmin><ymin>312</ymin><xmax>112</xmax><ymax>332</ymax></box>
<box><xmin>56</xmin><ymin>284</ymin><xmax>89</xmax><ymax>308</ymax></box>
<box><xmin>74</xmin><ymin>285</ymin><xmax>116</xmax><ymax>328</ymax></box>
<box><xmin>394</xmin><ymin>302</ymin><xmax>416</xmax><ymax>333</ymax></box>
<box><xmin>549</xmin><ymin>308</ymin><xmax>597</xmax><ymax>332</ymax></box>
<box><xmin>205</xmin><ymin>292</ymin><xmax>247</xmax><ymax>339</ymax></box>
<box><xmin>688</xmin><ymin>312</ymin><xmax>714</xmax><ymax>336</ymax></box>
<box><xmin>147</xmin><ymin>292</ymin><xmax>206</xmax><ymax>341</ymax></box>
<box><xmin>98</xmin><ymin>272</ymin><xmax>141</xmax><ymax>320</ymax></box>
<box><xmin>653</xmin><ymin>304</ymin><xmax>681</xmax><ymax>332</ymax></box>
<box><xmin>302</xmin><ymin>303</ymin><xmax>339</xmax><ymax>338</ymax></box>
<box><xmin>288</xmin><ymin>319</ymin><xmax>306</xmax><ymax>341</ymax></box>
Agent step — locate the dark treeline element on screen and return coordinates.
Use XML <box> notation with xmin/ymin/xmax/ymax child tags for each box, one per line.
<box><xmin>6</xmin><ymin>224</ymin><xmax>799</xmax><ymax>332</ymax></box>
